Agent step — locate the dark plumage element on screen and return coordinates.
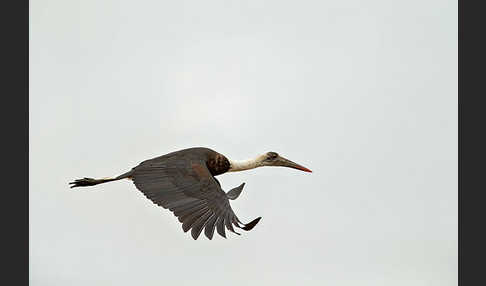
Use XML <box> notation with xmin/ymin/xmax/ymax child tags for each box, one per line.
<box><xmin>70</xmin><ymin>147</ymin><xmax>311</xmax><ymax>240</ymax></box>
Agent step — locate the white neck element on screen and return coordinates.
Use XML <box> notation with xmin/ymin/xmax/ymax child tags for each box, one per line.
<box><xmin>228</xmin><ymin>155</ymin><xmax>265</xmax><ymax>172</ymax></box>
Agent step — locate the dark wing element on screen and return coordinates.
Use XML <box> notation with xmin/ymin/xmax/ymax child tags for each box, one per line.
<box><xmin>226</xmin><ymin>183</ymin><xmax>245</xmax><ymax>200</ymax></box>
<box><xmin>130</xmin><ymin>156</ymin><xmax>260</xmax><ymax>240</ymax></box>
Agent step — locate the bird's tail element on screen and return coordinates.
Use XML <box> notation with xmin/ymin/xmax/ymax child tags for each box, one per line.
<box><xmin>69</xmin><ymin>171</ymin><xmax>132</xmax><ymax>189</ymax></box>
<box><xmin>69</xmin><ymin>177</ymin><xmax>119</xmax><ymax>188</ymax></box>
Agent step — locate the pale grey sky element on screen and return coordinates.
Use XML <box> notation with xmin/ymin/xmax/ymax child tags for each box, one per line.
<box><xmin>30</xmin><ymin>0</ymin><xmax>457</xmax><ymax>285</ymax></box>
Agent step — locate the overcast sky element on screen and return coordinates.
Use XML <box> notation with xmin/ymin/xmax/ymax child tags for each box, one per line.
<box><xmin>30</xmin><ymin>0</ymin><xmax>457</xmax><ymax>285</ymax></box>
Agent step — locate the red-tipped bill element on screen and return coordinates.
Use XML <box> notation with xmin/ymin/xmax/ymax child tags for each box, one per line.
<box><xmin>276</xmin><ymin>156</ymin><xmax>312</xmax><ymax>173</ymax></box>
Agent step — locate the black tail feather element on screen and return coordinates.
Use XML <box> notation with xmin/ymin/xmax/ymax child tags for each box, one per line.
<box><xmin>69</xmin><ymin>177</ymin><xmax>117</xmax><ymax>188</ymax></box>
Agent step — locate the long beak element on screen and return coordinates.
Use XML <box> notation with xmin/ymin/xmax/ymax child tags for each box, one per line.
<box><xmin>275</xmin><ymin>156</ymin><xmax>312</xmax><ymax>173</ymax></box>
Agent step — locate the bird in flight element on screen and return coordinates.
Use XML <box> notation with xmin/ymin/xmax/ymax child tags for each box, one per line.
<box><xmin>70</xmin><ymin>147</ymin><xmax>312</xmax><ymax>240</ymax></box>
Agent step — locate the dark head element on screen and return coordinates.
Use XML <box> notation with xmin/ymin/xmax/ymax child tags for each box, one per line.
<box><xmin>260</xmin><ymin>151</ymin><xmax>312</xmax><ymax>172</ymax></box>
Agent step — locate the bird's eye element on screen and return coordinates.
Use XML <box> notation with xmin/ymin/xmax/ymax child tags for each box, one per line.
<box><xmin>267</xmin><ymin>152</ymin><xmax>278</xmax><ymax>160</ymax></box>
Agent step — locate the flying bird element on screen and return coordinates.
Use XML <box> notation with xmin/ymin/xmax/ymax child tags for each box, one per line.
<box><xmin>69</xmin><ymin>147</ymin><xmax>311</xmax><ymax>240</ymax></box>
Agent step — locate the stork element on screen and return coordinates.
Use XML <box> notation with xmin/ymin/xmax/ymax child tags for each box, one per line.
<box><xmin>69</xmin><ymin>147</ymin><xmax>312</xmax><ymax>240</ymax></box>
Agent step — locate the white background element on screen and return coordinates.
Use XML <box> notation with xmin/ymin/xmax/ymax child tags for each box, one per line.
<box><xmin>30</xmin><ymin>0</ymin><xmax>457</xmax><ymax>285</ymax></box>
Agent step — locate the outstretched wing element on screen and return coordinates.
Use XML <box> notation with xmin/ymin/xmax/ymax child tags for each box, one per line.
<box><xmin>130</xmin><ymin>155</ymin><xmax>260</xmax><ymax>240</ymax></box>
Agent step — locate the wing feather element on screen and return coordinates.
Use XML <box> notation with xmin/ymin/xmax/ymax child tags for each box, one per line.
<box><xmin>216</xmin><ymin>216</ymin><xmax>226</xmax><ymax>238</ymax></box>
<box><xmin>182</xmin><ymin>207</ymin><xmax>210</xmax><ymax>232</ymax></box>
<box><xmin>192</xmin><ymin>211</ymin><xmax>215</xmax><ymax>240</ymax></box>
<box><xmin>178</xmin><ymin>203</ymin><xmax>208</xmax><ymax>223</ymax></box>
<box><xmin>130</xmin><ymin>149</ymin><xmax>260</xmax><ymax>240</ymax></box>
<box><xmin>204</xmin><ymin>215</ymin><xmax>219</xmax><ymax>240</ymax></box>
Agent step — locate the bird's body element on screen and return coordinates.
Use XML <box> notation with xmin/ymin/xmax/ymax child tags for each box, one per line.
<box><xmin>70</xmin><ymin>147</ymin><xmax>311</xmax><ymax>240</ymax></box>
